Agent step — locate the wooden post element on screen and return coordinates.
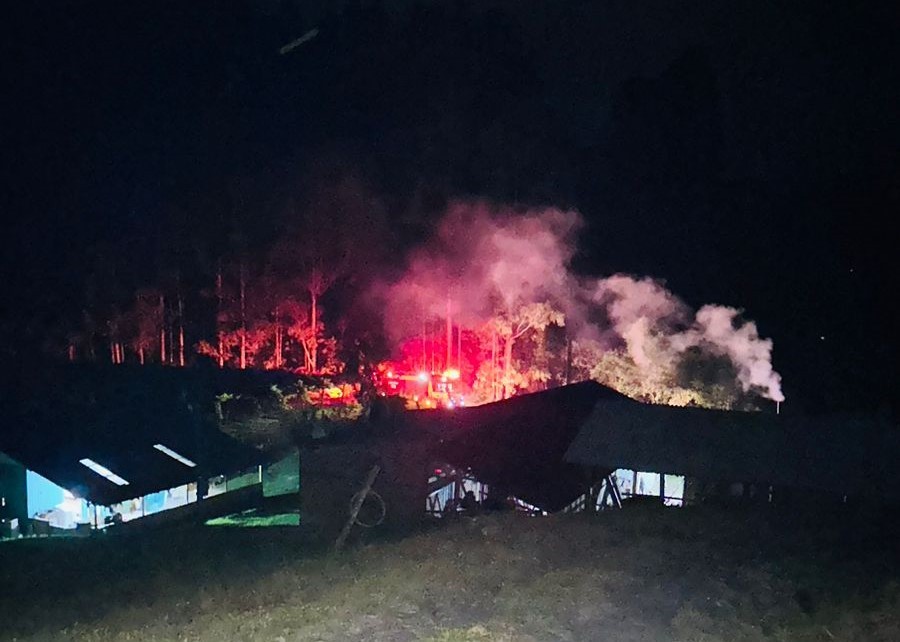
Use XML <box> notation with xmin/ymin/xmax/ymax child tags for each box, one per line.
<box><xmin>608</xmin><ymin>474</ymin><xmax>623</xmax><ymax>508</ymax></box>
<box><xmin>584</xmin><ymin>466</ymin><xmax>596</xmax><ymax>513</ymax></box>
<box><xmin>334</xmin><ymin>465</ymin><xmax>381</xmax><ymax>552</ymax></box>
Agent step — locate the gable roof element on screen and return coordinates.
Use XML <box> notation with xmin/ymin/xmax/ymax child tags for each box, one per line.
<box><xmin>0</xmin><ymin>363</ymin><xmax>273</xmax><ymax>506</ymax></box>
<box><xmin>408</xmin><ymin>381</ymin><xmax>628</xmax><ymax>511</ymax></box>
<box><xmin>566</xmin><ymin>400</ymin><xmax>900</xmax><ymax>498</ymax></box>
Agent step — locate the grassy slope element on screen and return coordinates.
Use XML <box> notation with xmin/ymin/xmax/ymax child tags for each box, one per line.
<box><xmin>1</xmin><ymin>503</ymin><xmax>898</xmax><ymax>641</ymax></box>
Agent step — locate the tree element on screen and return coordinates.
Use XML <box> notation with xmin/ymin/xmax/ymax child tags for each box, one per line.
<box><xmin>494</xmin><ymin>301</ymin><xmax>564</xmax><ymax>399</ymax></box>
<box><xmin>576</xmin><ymin>342</ymin><xmax>740</xmax><ymax>409</ymax></box>
<box><xmin>127</xmin><ymin>289</ymin><xmax>165</xmax><ymax>365</ymax></box>
<box><xmin>305</xmin><ymin>266</ymin><xmax>334</xmax><ymax>373</ymax></box>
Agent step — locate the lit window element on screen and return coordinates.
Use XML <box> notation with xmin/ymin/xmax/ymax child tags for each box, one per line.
<box><xmin>79</xmin><ymin>458</ymin><xmax>129</xmax><ymax>486</ymax></box>
<box><xmin>153</xmin><ymin>444</ymin><xmax>197</xmax><ymax>468</ymax></box>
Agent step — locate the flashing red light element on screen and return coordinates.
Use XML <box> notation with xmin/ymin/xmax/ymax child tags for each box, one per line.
<box><xmin>387</xmin><ymin>371</ymin><xmax>394</xmax><ymax>378</ymax></box>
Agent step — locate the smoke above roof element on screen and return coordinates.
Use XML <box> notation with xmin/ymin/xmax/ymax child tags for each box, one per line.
<box><xmin>376</xmin><ymin>200</ymin><xmax>784</xmax><ymax>402</ymax></box>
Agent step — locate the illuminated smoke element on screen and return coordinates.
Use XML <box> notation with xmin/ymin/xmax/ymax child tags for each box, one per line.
<box><xmin>593</xmin><ymin>275</ymin><xmax>784</xmax><ymax>401</ymax></box>
<box><xmin>679</xmin><ymin>305</ymin><xmax>784</xmax><ymax>401</ymax></box>
<box><xmin>377</xmin><ymin>200</ymin><xmax>784</xmax><ymax>402</ymax></box>
<box><xmin>379</xmin><ymin>201</ymin><xmax>580</xmax><ymax>338</ymax></box>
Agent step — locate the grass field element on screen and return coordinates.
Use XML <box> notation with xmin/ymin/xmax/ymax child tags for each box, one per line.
<box><xmin>2</xmin><ymin>502</ymin><xmax>898</xmax><ymax>641</ymax></box>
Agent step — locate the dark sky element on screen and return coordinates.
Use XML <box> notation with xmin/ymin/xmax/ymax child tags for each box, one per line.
<box><xmin>2</xmin><ymin>0</ymin><xmax>898</xmax><ymax>413</ymax></box>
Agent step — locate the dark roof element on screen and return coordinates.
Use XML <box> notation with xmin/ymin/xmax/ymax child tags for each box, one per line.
<box><xmin>408</xmin><ymin>381</ymin><xmax>628</xmax><ymax>512</ymax></box>
<box><xmin>0</xmin><ymin>363</ymin><xmax>274</xmax><ymax>505</ymax></box>
<box><xmin>566</xmin><ymin>400</ymin><xmax>900</xmax><ymax>498</ymax></box>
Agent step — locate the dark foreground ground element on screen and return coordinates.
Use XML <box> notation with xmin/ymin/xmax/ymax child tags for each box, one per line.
<box><xmin>2</xmin><ymin>503</ymin><xmax>899</xmax><ymax>641</ymax></box>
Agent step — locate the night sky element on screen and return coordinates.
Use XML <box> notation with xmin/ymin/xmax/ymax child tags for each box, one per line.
<box><xmin>3</xmin><ymin>0</ymin><xmax>898</xmax><ymax>414</ymax></box>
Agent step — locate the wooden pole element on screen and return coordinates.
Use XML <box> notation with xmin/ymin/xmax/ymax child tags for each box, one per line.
<box><xmin>334</xmin><ymin>465</ymin><xmax>381</xmax><ymax>552</ymax></box>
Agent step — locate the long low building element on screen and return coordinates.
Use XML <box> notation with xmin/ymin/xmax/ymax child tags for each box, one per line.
<box><xmin>0</xmin><ymin>363</ymin><xmax>293</xmax><ymax>536</ymax></box>
<box><xmin>398</xmin><ymin>381</ymin><xmax>900</xmax><ymax>513</ymax></box>
<box><xmin>566</xmin><ymin>399</ymin><xmax>900</xmax><ymax>501</ymax></box>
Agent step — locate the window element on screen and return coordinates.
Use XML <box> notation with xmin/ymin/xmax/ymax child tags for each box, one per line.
<box><xmin>153</xmin><ymin>444</ymin><xmax>197</xmax><ymax>467</ymax></box>
<box><xmin>79</xmin><ymin>458</ymin><xmax>129</xmax><ymax>486</ymax></box>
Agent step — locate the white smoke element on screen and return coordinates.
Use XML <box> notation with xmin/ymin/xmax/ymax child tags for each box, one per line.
<box><xmin>376</xmin><ymin>200</ymin><xmax>785</xmax><ymax>402</ymax></box>
<box><xmin>379</xmin><ymin>201</ymin><xmax>580</xmax><ymax>338</ymax></box>
<box><xmin>589</xmin><ymin>274</ymin><xmax>784</xmax><ymax>401</ymax></box>
<box><xmin>680</xmin><ymin>306</ymin><xmax>784</xmax><ymax>401</ymax></box>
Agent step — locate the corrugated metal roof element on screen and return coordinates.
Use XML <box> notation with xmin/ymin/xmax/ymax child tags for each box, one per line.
<box><xmin>405</xmin><ymin>381</ymin><xmax>627</xmax><ymax>512</ymax></box>
<box><xmin>0</xmin><ymin>363</ymin><xmax>276</xmax><ymax>505</ymax></box>
<box><xmin>566</xmin><ymin>400</ymin><xmax>900</xmax><ymax>498</ymax></box>
<box><xmin>404</xmin><ymin>382</ymin><xmax>900</xmax><ymax>506</ymax></box>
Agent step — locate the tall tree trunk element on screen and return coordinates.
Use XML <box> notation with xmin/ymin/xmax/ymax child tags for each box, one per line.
<box><xmin>275</xmin><ymin>325</ymin><xmax>282</xmax><ymax>369</ymax></box>
<box><xmin>239</xmin><ymin>261</ymin><xmax>247</xmax><ymax>370</ymax></box>
<box><xmin>177</xmin><ymin>292</ymin><xmax>185</xmax><ymax>367</ymax></box>
<box><xmin>490</xmin><ymin>330</ymin><xmax>498</xmax><ymax>401</ymax></box>
<box><xmin>159</xmin><ymin>294</ymin><xmax>167</xmax><ymax>363</ymax></box>
<box><xmin>309</xmin><ymin>290</ymin><xmax>317</xmax><ymax>373</ymax></box>
<box><xmin>216</xmin><ymin>261</ymin><xmax>225</xmax><ymax>368</ymax></box>
<box><xmin>274</xmin><ymin>309</ymin><xmax>283</xmax><ymax>369</ymax></box>
<box><xmin>503</xmin><ymin>335</ymin><xmax>514</xmax><ymax>399</ymax></box>
<box><xmin>301</xmin><ymin>338</ymin><xmax>312</xmax><ymax>372</ymax></box>
<box><xmin>446</xmin><ymin>298</ymin><xmax>452</xmax><ymax>372</ymax></box>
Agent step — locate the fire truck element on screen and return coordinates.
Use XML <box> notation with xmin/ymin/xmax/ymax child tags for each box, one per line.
<box><xmin>374</xmin><ymin>364</ymin><xmax>465</xmax><ymax>410</ymax></box>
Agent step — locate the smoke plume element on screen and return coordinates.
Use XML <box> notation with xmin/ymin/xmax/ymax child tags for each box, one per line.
<box><xmin>377</xmin><ymin>200</ymin><xmax>784</xmax><ymax>402</ymax></box>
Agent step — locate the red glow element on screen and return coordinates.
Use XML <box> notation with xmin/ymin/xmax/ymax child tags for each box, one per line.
<box><xmin>373</xmin><ymin>327</ymin><xmax>480</xmax><ymax>409</ymax></box>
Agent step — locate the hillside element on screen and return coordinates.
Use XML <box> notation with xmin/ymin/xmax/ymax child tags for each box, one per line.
<box><xmin>2</xmin><ymin>503</ymin><xmax>898</xmax><ymax>641</ymax></box>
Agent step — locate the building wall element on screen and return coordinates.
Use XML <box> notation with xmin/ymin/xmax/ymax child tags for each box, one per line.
<box><xmin>0</xmin><ymin>453</ymin><xmax>28</xmax><ymax>525</ymax></box>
